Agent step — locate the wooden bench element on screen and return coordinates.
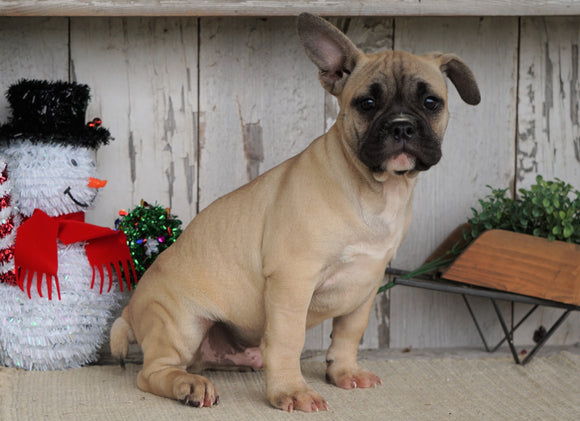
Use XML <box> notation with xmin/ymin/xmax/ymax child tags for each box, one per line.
<box><xmin>387</xmin><ymin>230</ymin><xmax>580</xmax><ymax>364</ymax></box>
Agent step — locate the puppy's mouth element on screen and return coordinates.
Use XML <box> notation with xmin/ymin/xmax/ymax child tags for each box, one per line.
<box><xmin>387</xmin><ymin>152</ymin><xmax>416</xmax><ymax>175</ymax></box>
<box><xmin>371</xmin><ymin>153</ymin><xmax>416</xmax><ymax>182</ymax></box>
<box><xmin>359</xmin><ymin>115</ymin><xmax>442</xmax><ymax>179</ymax></box>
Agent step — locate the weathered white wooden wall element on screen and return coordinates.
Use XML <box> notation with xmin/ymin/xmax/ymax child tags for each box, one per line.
<box><xmin>388</xmin><ymin>16</ymin><xmax>520</xmax><ymax>349</ymax></box>
<box><xmin>71</xmin><ymin>18</ymin><xmax>199</xmax><ymax>224</ymax></box>
<box><xmin>515</xmin><ymin>17</ymin><xmax>580</xmax><ymax>348</ymax></box>
<box><xmin>0</xmin><ymin>16</ymin><xmax>578</xmax><ymax>350</ymax></box>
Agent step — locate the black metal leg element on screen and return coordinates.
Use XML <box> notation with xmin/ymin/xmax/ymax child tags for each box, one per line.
<box><xmin>494</xmin><ymin>304</ymin><xmax>540</xmax><ymax>352</ymax></box>
<box><xmin>389</xmin><ymin>269</ymin><xmax>580</xmax><ymax>366</ymax></box>
<box><xmin>512</xmin><ymin>305</ymin><xmax>540</xmax><ymax>338</ymax></box>
<box><xmin>491</xmin><ymin>299</ymin><xmax>521</xmax><ymax>364</ymax></box>
<box><xmin>463</xmin><ymin>294</ymin><xmax>492</xmax><ymax>352</ymax></box>
<box><xmin>490</xmin><ymin>300</ymin><xmax>572</xmax><ymax>365</ymax></box>
<box><xmin>463</xmin><ymin>295</ymin><xmax>540</xmax><ymax>355</ymax></box>
<box><xmin>521</xmin><ymin>309</ymin><xmax>572</xmax><ymax>365</ymax></box>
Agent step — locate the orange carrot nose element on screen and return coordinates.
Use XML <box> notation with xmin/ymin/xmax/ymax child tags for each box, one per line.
<box><xmin>88</xmin><ymin>177</ymin><xmax>108</xmax><ymax>189</ymax></box>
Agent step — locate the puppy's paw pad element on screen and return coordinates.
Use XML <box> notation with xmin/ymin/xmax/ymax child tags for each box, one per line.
<box><xmin>271</xmin><ymin>388</ymin><xmax>328</xmax><ymax>413</ymax></box>
<box><xmin>328</xmin><ymin>369</ymin><xmax>382</xmax><ymax>389</ymax></box>
<box><xmin>174</xmin><ymin>374</ymin><xmax>219</xmax><ymax>408</ymax></box>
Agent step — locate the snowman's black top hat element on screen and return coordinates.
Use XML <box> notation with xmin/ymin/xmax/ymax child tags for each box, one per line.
<box><xmin>0</xmin><ymin>79</ymin><xmax>112</xmax><ymax>149</ymax></box>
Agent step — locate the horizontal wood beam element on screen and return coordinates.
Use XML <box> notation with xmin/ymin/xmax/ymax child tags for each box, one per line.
<box><xmin>1</xmin><ymin>0</ymin><xmax>580</xmax><ymax>17</ymax></box>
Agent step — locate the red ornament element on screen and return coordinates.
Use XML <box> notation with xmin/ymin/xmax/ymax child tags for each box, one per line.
<box><xmin>0</xmin><ymin>270</ymin><xmax>17</xmax><ymax>286</ymax></box>
<box><xmin>0</xmin><ymin>216</ymin><xmax>14</xmax><ymax>237</ymax></box>
<box><xmin>0</xmin><ymin>246</ymin><xmax>15</xmax><ymax>264</ymax></box>
<box><xmin>87</xmin><ymin>117</ymin><xmax>102</xmax><ymax>128</ymax></box>
<box><xmin>0</xmin><ymin>166</ymin><xmax>7</xmax><ymax>184</ymax></box>
<box><xmin>0</xmin><ymin>194</ymin><xmax>12</xmax><ymax>209</ymax></box>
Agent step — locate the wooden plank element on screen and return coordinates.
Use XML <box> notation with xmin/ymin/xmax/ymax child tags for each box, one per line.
<box><xmin>515</xmin><ymin>16</ymin><xmax>580</xmax><ymax>345</ymax></box>
<box><xmin>445</xmin><ymin>230</ymin><xmax>580</xmax><ymax>306</ymax></box>
<box><xmin>71</xmin><ymin>18</ymin><xmax>199</xmax><ymax>228</ymax></box>
<box><xmin>2</xmin><ymin>0</ymin><xmax>580</xmax><ymax>17</ymax></box>
<box><xmin>198</xmin><ymin>17</ymin><xmax>327</xmax><ymax>351</ymax></box>
<box><xmin>389</xmin><ymin>17</ymin><xmax>519</xmax><ymax>349</ymax></box>
<box><xmin>0</xmin><ymin>17</ymin><xmax>68</xmax><ymax>124</ymax></box>
<box><xmin>518</xmin><ymin>17</ymin><xmax>580</xmax><ymax>189</ymax></box>
<box><xmin>198</xmin><ymin>17</ymin><xmax>324</xmax><ymax>208</ymax></box>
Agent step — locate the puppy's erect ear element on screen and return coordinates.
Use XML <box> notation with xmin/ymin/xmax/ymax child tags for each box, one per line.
<box><xmin>297</xmin><ymin>13</ymin><xmax>363</xmax><ymax>96</ymax></box>
<box><xmin>430</xmin><ymin>53</ymin><xmax>481</xmax><ymax>106</ymax></box>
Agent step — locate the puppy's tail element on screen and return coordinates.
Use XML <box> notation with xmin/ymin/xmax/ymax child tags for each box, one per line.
<box><xmin>110</xmin><ymin>308</ymin><xmax>136</xmax><ymax>368</ymax></box>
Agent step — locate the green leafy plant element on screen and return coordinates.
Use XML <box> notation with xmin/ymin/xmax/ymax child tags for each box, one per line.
<box><xmin>466</xmin><ymin>175</ymin><xmax>580</xmax><ymax>243</ymax></box>
<box><xmin>379</xmin><ymin>175</ymin><xmax>580</xmax><ymax>292</ymax></box>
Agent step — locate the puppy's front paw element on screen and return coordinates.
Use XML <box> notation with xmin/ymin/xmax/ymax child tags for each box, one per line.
<box><xmin>326</xmin><ymin>365</ymin><xmax>382</xmax><ymax>389</ymax></box>
<box><xmin>173</xmin><ymin>373</ymin><xmax>219</xmax><ymax>408</ymax></box>
<box><xmin>269</xmin><ymin>386</ymin><xmax>328</xmax><ymax>413</ymax></box>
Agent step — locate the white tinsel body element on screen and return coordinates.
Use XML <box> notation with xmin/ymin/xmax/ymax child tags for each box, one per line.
<box><xmin>0</xmin><ymin>140</ymin><xmax>123</xmax><ymax>370</ymax></box>
<box><xmin>0</xmin><ymin>243</ymin><xmax>122</xmax><ymax>370</ymax></box>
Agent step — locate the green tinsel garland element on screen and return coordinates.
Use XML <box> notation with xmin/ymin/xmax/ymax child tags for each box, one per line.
<box><xmin>116</xmin><ymin>201</ymin><xmax>183</xmax><ymax>283</ymax></box>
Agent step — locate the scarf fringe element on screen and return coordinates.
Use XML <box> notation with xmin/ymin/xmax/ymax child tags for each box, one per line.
<box><xmin>17</xmin><ymin>269</ymin><xmax>61</xmax><ymax>300</ymax></box>
<box><xmin>90</xmin><ymin>259</ymin><xmax>136</xmax><ymax>295</ymax></box>
<box><xmin>18</xmin><ymin>259</ymin><xmax>136</xmax><ymax>301</ymax></box>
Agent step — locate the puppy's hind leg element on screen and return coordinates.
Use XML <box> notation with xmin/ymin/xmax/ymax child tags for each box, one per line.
<box><xmin>137</xmin><ymin>310</ymin><xmax>219</xmax><ymax>408</ymax></box>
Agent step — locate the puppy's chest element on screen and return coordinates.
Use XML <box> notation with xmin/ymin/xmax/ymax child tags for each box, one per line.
<box><xmin>334</xmin><ymin>223</ymin><xmax>404</xmax><ymax>285</ymax></box>
<box><xmin>311</xmin><ymin>211</ymin><xmax>407</xmax><ymax>314</ymax></box>
<box><xmin>336</xmin><ymin>189</ymin><xmax>411</xmax><ymax>277</ymax></box>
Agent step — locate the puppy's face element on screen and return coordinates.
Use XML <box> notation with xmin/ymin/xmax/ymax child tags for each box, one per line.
<box><xmin>297</xmin><ymin>13</ymin><xmax>480</xmax><ymax>180</ymax></box>
<box><xmin>339</xmin><ymin>51</ymin><xmax>451</xmax><ymax>178</ymax></box>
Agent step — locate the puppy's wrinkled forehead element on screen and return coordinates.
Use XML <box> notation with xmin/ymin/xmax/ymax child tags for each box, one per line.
<box><xmin>345</xmin><ymin>51</ymin><xmax>448</xmax><ymax>103</ymax></box>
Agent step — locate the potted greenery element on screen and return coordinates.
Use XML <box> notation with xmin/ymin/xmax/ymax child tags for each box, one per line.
<box><xmin>387</xmin><ymin>175</ymin><xmax>580</xmax><ymax>305</ymax></box>
<box><xmin>465</xmin><ymin>175</ymin><xmax>579</xmax><ymax>243</ymax></box>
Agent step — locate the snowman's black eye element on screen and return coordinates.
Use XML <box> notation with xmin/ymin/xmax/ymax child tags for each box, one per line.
<box><xmin>70</xmin><ymin>159</ymin><xmax>78</xmax><ymax>167</ymax></box>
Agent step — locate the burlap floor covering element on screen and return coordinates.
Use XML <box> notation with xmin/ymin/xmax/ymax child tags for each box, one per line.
<box><xmin>1</xmin><ymin>351</ymin><xmax>579</xmax><ymax>420</ymax></box>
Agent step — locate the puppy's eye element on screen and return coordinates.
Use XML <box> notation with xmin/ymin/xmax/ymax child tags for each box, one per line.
<box><xmin>359</xmin><ymin>98</ymin><xmax>376</xmax><ymax>112</ymax></box>
<box><xmin>70</xmin><ymin>159</ymin><xmax>78</xmax><ymax>167</ymax></box>
<box><xmin>423</xmin><ymin>96</ymin><xmax>441</xmax><ymax>111</ymax></box>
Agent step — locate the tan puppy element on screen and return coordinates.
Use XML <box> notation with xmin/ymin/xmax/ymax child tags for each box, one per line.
<box><xmin>111</xmin><ymin>13</ymin><xmax>480</xmax><ymax>413</ymax></box>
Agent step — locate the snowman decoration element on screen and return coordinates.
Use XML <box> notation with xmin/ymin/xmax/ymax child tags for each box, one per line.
<box><xmin>0</xmin><ymin>80</ymin><xmax>135</xmax><ymax>370</ymax></box>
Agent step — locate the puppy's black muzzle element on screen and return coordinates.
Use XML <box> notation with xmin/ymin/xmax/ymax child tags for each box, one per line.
<box><xmin>358</xmin><ymin>114</ymin><xmax>442</xmax><ymax>174</ymax></box>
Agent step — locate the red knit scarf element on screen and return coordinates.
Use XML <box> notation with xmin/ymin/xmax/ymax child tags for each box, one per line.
<box><xmin>14</xmin><ymin>209</ymin><xmax>136</xmax><ymax>300</ymax></box>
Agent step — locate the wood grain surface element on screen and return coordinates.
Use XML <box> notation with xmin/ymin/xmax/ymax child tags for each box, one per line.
<box><xmin>2</xmin><ymin>1</ymin><xmax>580</xmax><ymax>17</ymax></box>
<box><xmin>445</xmin><ymin>230</ymin><xmax>580</xmax><ymax>306</ymax></box>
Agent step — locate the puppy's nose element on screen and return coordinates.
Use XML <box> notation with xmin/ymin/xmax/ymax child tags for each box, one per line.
<box><xmin>390</xmin><ymin>120</ymin><xmax>415</xmax><ymax>142</ymax></box>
